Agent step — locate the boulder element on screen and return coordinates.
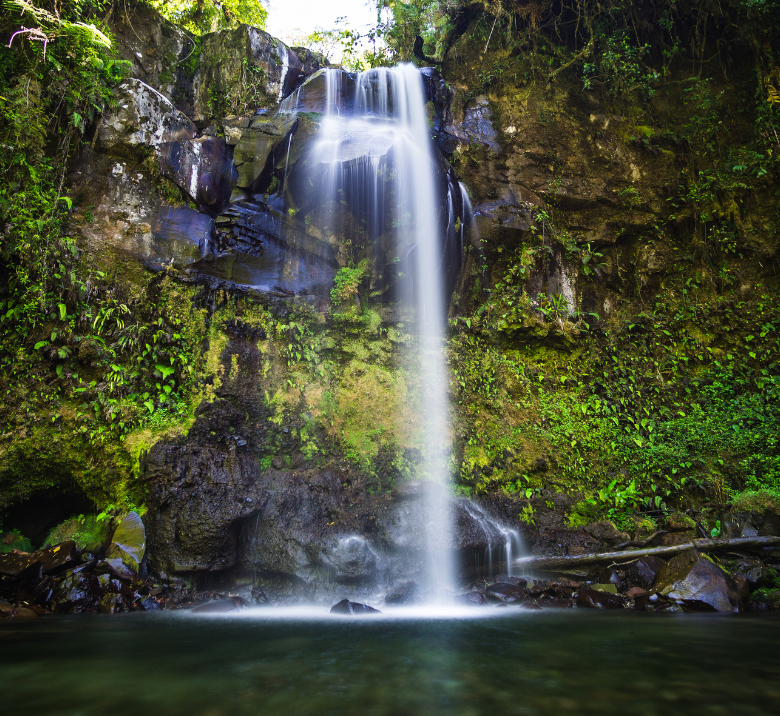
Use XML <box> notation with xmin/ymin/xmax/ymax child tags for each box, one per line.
<box><xmin>485</xmin><ymin>582</ymin><xmax>525</xmax><ymax>604</ymax></box>
<box><xmin>577</xmin><ymin>587</ymin><xmax>625</xmax><ymax>609</ymax></box>
<box><xmin>106</xmin><ymin>512</ymin><xmax>146</xmax><ymax>576</ymax></box>
<box><xmin>624</xmin><ymin>556</ymin><xmax>664</xmax><ymax>590</ymax></box>
<box><xmin>453</xmin><ymin>591</ymin><xmax>489</xmax><ymax>607</ymax></box>
<box><xmin>658</xmin><ymin>549</ymin><xmax>741</xmax><ymax>613</ymax></box>
<box><xmin>96</xmin><ymin>79</ymin><xmax>196</xmax><ymax>157</ymax></box>
<box><xmin>0</xmin><ymin>540</ymin><xmax>78</xmax><ymax>577</ymax></box>
<box><xmin>330</xmin><ymin>599</ymin><xmax>380</xmax><ymax>615</ymax></box>
<box><xmin>192</xmin><ymin>597</ymin><xmax>250</xmax><ymax>613</ymax></box>
<box><xmin>582</xmin><ymin>520</ymin><xmax>631</xmax><ymax>547</ymax></box>
<box><xmin>157</xmin><ymin>135</ymin><xmax>236</xmax><ymax>214</ymax></box>
<box><xmin>106</xmin><ymin>0</ymin><xmax>197</xmax><ymax>113</ymax></box>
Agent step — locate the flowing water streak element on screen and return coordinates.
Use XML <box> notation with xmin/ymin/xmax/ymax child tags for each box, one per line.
<box><xmin>463</xmin><ymin>501</ymin><xmax>523</xmax><ymax>580</ymax></box>
<box><xmin>313</xmin><ymin>65</ymin><xmax>455</xmax><ymax>594</ymax></box>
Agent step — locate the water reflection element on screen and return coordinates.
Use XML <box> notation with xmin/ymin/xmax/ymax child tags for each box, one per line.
<box><xmin>1</xmin><ymin>612</ymin><xmax>778</xmax><ymax>715</ymax></box>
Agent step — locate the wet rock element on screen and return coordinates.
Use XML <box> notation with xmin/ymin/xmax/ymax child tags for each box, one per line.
<box><xmin>577</xmin><ymin>587</ymin><xmax>625</xmax><ymax>609</ymax></box>
<box><xmin>158</xmin><ymin>136</ymin><xmax>236</xmax><ymax>214</ymax></box>
<box><xmin>99</xmin><ymin>593</ymin><xmax>128</xmax><ymax>614</ymax></box>
<box><xmin>537</xmin><ymin>594</ymin><xmax>573</xmax><ymax>609</ymax></box>
<box><xmin>485</xmin><ymin>583</ymin><xmax>525</xmax><ymax>604</ymax></box>
<box><xmin>596</xmin><ymin>567</ymin><xmax>623</xmax><ymax>591</ymax></box>
<box><xmin>658</xmin><ymin>549</ymin><xmax>741</xmax><ymax>613</ymax></box>
<box><xmin>96</xmin><ymin>79</ymin><xmax>196</xmax><ymax>158</ymax></box>
<box><xmin>453</xmin><ymin>591</ymin><xmax>489</xmax><ymax>607</ymax></box>
<box><xmin>385</xmin><ymin>581</ymin><xmax>420</xmax><ymax>605</ymax></box>
<box><xmin>140</xmin><ymin>596</ymin><xmax>162</xmax><ymax>610</ymax></box>
<box><xmin>458</xmin><ymin>96</ymin><xmax>501</xmax><ymax>153</ymax></box>
<box><xmin>192</xmin><ymin>596</ymin><xmax>250</xmax><ymax>613</ymax></box>
<box><xmin>625</xmin><ymin>586</ymin><xmax>648</xmax><ymax>598</ymax></box>
<box><xmin>52</xmin><ymin>572</ymin><xmax>104</xmax><ymax>613</ymax></box>
<box><xmin>330</xmin><ymin>599</ymin><xmax>380</xmax><ymax>615</ymax></box>
<box><xmin>0</xmin><ymin>540</ymin><xmax>78</xmax><ymax>577</ymax></box>
<box><xmin>106</xmin><ymin>512</ymin><xmax>146</xmax><ymax>576</ymax></box>
<box><xmin>721</xmin><ymin>510</ymin><xmax>780</xmax><ymax>539</ymax></box>
<box><xmin>328</xmin><ymin>537</ymin><xmax>377</xmax><ymax>584</ymax></box>
<box><xmin>150</xmin><ymin>204</ymin><xmax>214</xmax><ymax>265</ymax></box>
<box><xmin>624</xmin><ymin>556</ymin><xmax>664</xmax><ymax>590</ymax></box>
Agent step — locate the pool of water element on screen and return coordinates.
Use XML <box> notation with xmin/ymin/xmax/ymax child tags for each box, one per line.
<box><xmin>2</xmin><ymin>608</ymin><xmax>779</xmax><ymax>715</ymax></box>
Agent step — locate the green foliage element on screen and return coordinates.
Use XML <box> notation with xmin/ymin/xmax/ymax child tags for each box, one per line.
<box><xmin>0</xmin><ymin>528</ymin><xmax>33</xmax><ymax>553</ymax></box>
<box><xmin>43</xmin><ymin>512</ymin><xmax>112</xmax><ymax>551</ymax></box>
<box><xmin>298</xmin><ymin>17</ymin><xmax>390</xmax><ymax>71</ymax></box>
<box><xmin>147</xmin><ymin>0</ymin><xmax>267</xmax><ymax>35</ymax></box>
<box><xmin>331</xmin><ymin>260</ymin><xmax>370</xmax><ymax>305</ymax></box>
<box><xmin>583</xmin><ymin>33</ymin><xmax>657</xmax><ymax>98</ymax></box>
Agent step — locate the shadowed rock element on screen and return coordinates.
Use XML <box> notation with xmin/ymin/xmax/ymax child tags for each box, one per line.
<box><xmin>453</xmin><ymin>591</ymin><xmax>489</xmax><ymax>607</ymax></box>
<box><xmin>485</xmin><ymin>583</ymin><xmax>525</xmax><ymax>604</ymax></box>
<box><xmin>330</xmin><ymin>599</ymin><xmax>380</xmax><ymax>615</ymax></box>
<box><xmin>659</xmin><ymin>549</ymin><xmax>741</xmax><ymax>612</ymax></box>
<box><xmin>192</xmin><ymin>597</ymin><xmax>250</xmax><ymax>614</ymax></box>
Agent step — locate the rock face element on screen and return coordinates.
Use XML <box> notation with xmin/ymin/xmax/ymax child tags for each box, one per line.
<box><xmin>194</xmin><ymin>25</ymin><xmax>325</xmax><ymax>122</ymax></box>
<box><xmin>658</xmin><ymin>549</ymin><xmax>741</xmax><ymax>612</ymax></box>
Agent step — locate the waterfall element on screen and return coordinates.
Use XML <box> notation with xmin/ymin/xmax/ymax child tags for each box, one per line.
<box><xmin>310</xmin><ymin>65</ymin><xmax>457</xmax><ymax>595</ymax></box>
<box><xmin>463</xmin><ymin>501</ymin><xmax>523</xmax><ymax>581</ymax></box>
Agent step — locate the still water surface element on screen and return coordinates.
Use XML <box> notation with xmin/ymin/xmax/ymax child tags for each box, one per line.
<box><xmin>2</xmin><ymin>608</ymin><xmax>779</xmax><ymax>715</ymax></box>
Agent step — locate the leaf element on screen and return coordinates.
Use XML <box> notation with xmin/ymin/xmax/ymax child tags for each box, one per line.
<box><xmin>144</xmin><ymin>401</ymin><xmax>155</xmax><ymax>414</ymax></box>
<box><xmin>34</xmin><ymin>341</ymin><xmax>48</xmax><ymax>350</ymax></box>
<box><xmin>58</xmin><ymin>303</ymin><xmax>67</xmax><ymax>321</ymax></box>
<box><xmin>155</xmin><ymin>364</ymin><xmax>175</xmax><ymax>379</ymax></box>
<box><xmin>57</xmin><ymin>196</ymin><xmax>73</xmax><ymax>210</ymax></box>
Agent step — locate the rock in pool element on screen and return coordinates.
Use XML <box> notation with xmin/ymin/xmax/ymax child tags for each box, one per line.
<box><xmin>330</xmin><ymin>599</ymin><xmax>381</xmax><ymax>615</ymax></box>
<box><xmin>485</xmin><ymin>583</ymin><xmax>525</xmax><ymax>604</ymax></box>
<box><xmin>453</xmin><ymin>591</ymin><xmax>489</xmax><ymax>607</ymax></box>
<box><xmin>192</xmin><ymin>597</ymin><xmax>250</xmax><ymax>613</ymax></box>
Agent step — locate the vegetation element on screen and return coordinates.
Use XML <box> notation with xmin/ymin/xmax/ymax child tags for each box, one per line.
<box><xmin>1</xmin><ymin>0</ymin><xmax>779</xmax><ymax>541</ymax></box>
<box><xmin>147</xmin><ymin>0</ymin><xmax>267</xmax><ymax>36</ymax></box>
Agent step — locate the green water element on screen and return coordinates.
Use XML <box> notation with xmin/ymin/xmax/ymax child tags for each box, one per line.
<box><xmin>1</xmin><ymin>609</ymin><xmax>779</xmax><ymax>715</ymax></box>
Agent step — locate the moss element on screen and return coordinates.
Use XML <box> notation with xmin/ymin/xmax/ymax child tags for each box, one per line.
<box><xmin>730</xmin><ymin>489</ymin><xmax>780</xmax><ymax>514</ymax></box>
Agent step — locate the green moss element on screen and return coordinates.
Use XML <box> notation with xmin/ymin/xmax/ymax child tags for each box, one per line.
<box><xmin>730</xmin><ymin>489</ymin><xmax>780</xmax><ymax>514</ymax></box>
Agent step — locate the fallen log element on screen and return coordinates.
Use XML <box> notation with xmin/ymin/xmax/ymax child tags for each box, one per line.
<box><xmin>513</xmin><ymin>536</ymin><xmax>780</xmax><ymax>572</ymax></box>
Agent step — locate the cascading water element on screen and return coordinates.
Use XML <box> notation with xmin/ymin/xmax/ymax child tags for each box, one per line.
<box><xmin>303</xmin><ymin>65</ymin><xmax>458</xmax><ymax>595</ymax></box>
<box><xmin>463</xmin><ymin>501</ymin><xmax>524</xmax><ymax>581</ymax></box>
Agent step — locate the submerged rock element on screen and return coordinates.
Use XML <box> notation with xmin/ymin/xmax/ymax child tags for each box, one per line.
<box><xmin>330</xmin><ymin>599</ymin><xmax>381</xmax><ymax>615</ymax></box>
